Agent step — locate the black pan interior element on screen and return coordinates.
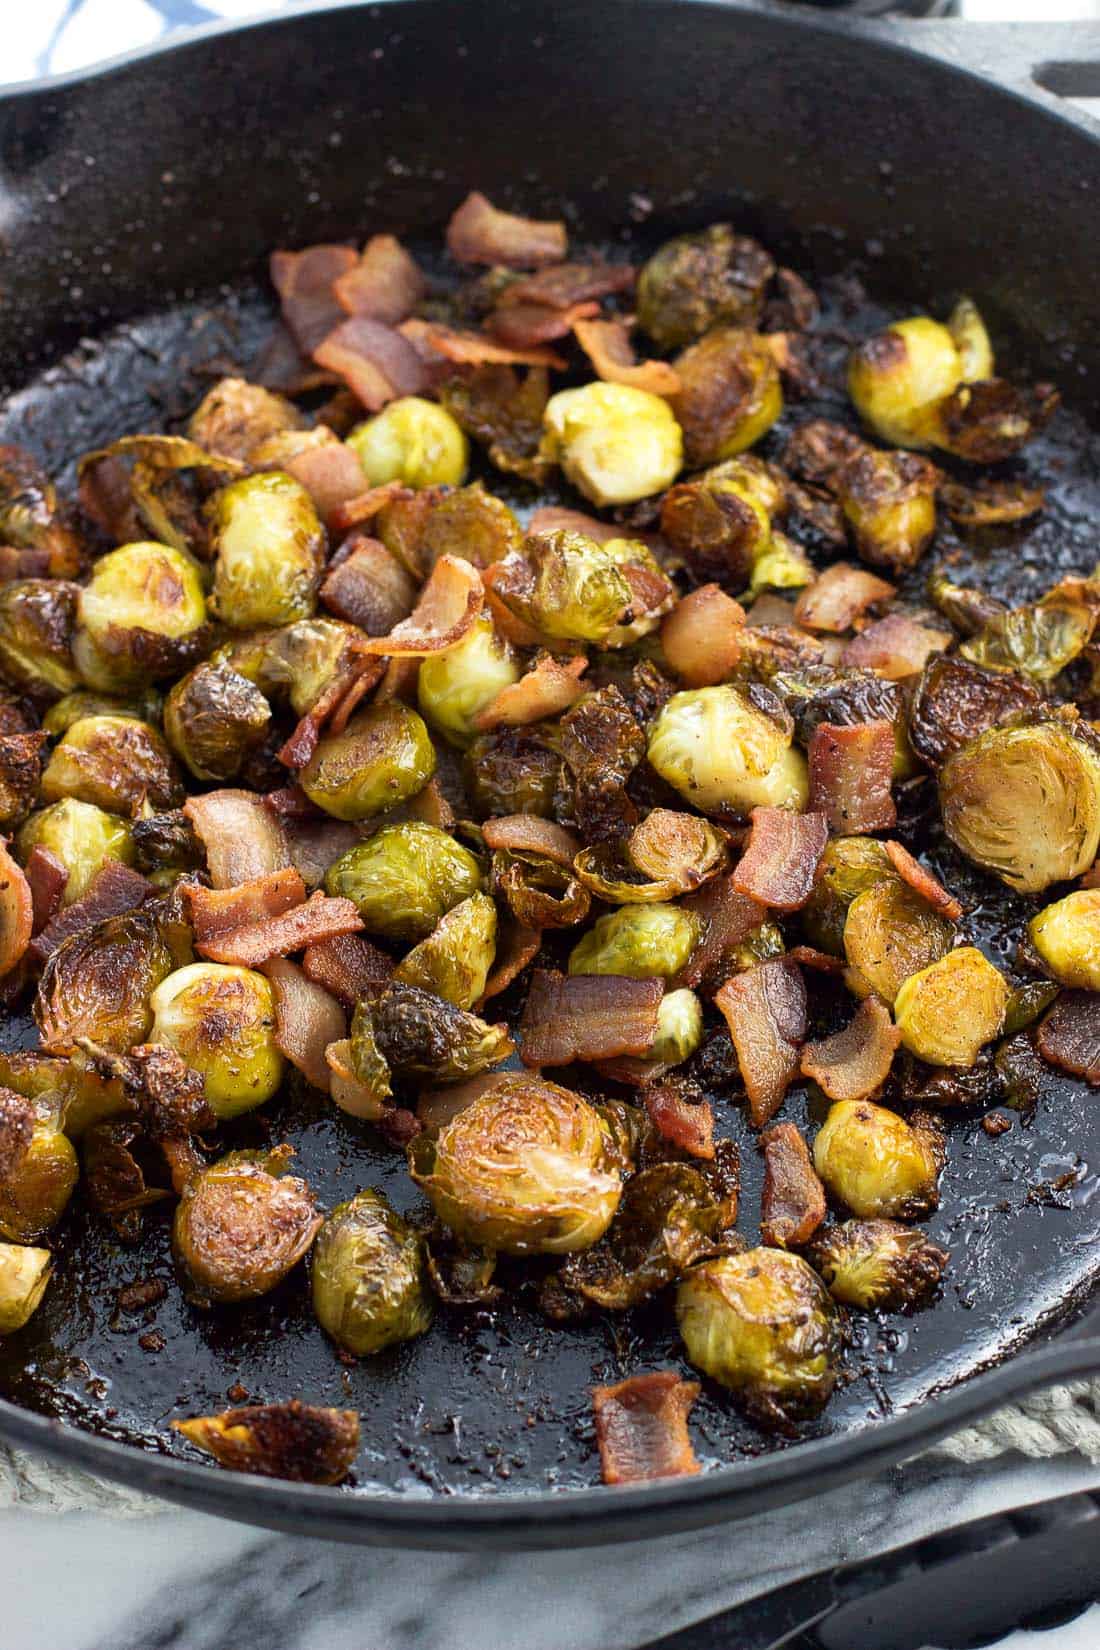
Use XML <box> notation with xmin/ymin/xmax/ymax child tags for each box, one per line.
<box><xmin>0</xmin><ymin>0</ymin><xmax>1099</xmax><ymax>1502</ymax></box>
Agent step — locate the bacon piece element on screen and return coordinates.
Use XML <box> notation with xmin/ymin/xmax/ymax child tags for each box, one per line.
<box><xmin>883</xmin><ymin>841</ymin><xmax>964</xmax><ymax>921</ymax></box>
<box><xmin>480</xmin><ymin>815</ymin><xmax>581</xmax><ymax>866</ymax></box>
<box><xmin>487</xmin><ymin>299</ymin><xmax>599</xmax><ymax>349</ymax></box>
<box><xmin>328</xmin><ymin>479</ymin><xmax>412</xmax><ymax>536</ymax></box>
<box><xmin>270</xmin><ymin>245</ymin><xmax>358</xmax><ymax>354</ymax></box>
<box><xmin>675</xmin><ymin>873</ymin><xmax>767</xmax><ymax>993</ymax></box>
<box><xmin>732</xmin><ymin>807</ymin><xmax>828</xmax><ymax>914</ymax></box>
<box><xmin>282</xmin><ymin>818</ymin><xmax>364</xmax><ymax>890</ymax></box>
<box><xmin>446</xmin><ymin>191</ymin><xmax>567</xmax><ymax>268</ymax></box>
<box><xmin>29</xmin><ymin>860</ymin><xmax>150</xmax><ymax>966</ymax></box>
<box><xmin>0</xmin><ymin>841</ymin><xmax>32</xmax><ymax>980</ymax></box>
<box><xmin>320</xmin><ymin>534</ymin><xmax>418</xmax><ymax>636</ymax></box>
<box><xmin>398</xmin><ymin>317</ymin><xmax>567</xmax><ymax>371</ymax></box>
<box><xmin>592</xmin><ymin>1372</ymin><xmax>701</xmax><ymax>1486</ymax></box>
<box><xmin>356</xmin><ymin>554</ymin><xmax>483</xmax><ymax>656</ymax></box>
<box><xmin>194</xmin><ymin>891</ymin><xmax>364</xmax><ymax>968</ymax></box>
<box><xmin>0</xmin><ymin>546</ymin><xmax>51</xmax><ymax>580</ymax></box>
<box><xmin>24</xmin><ymin>846</ymin><xmax>67</xmax><ymax>935</ymax></box>
<box><xmin>402</xmin><ymin>778</ymin><xmax>456</xmax><ymax>831</ymax></box>
<box><xmin>313</xmin><ymin>317</ymin><xmax>428</xmax><ymax>411</ymax></box>
<box><xmin>281</xmin><ymin>442</ymin><xmax>367</xmax><ymax>530</ymax></box>
<box><xmin>184</xmin><ymin>790</ymin><xmax>292</xmax><ymax>889</ymax></box>
<box><xmin>478</xmin><ymin>916</ymin><xmax>540</xmax><ymax>1006</ymax></box>
<box><xmin>793</xmin><ymin>562</ymin><xmax>895</xmax><ymax>633</ymax></box>
<box><xmin>800</xmin><ymin>997</ymin><xmax>901</xmax><ymax>1104</ymax></box>
<box><xmin>262</xmin><ymin>957</ymin><xmax>347</xmax><ymax>1093</ymax></box>
<box><xmin>332</xmin><ymin>234</ymin><xmax>426</xmax><ymax>324</ymax></box>
<box><xmin>277</xmin><ymin>655</ymin><xmax>386</xmax><ymax>770</ymax></box>
<box><xmin>378</xmin><ymin>1106</ymin><xmax>422</xmax><ymax>1149</ymax></box>
<box><xmin>760</xmin><ymin>1121</ymin><xmax>826</xmax><ymax>1248</ymax></box>
<box><xmin>714</xmin><ymin>959</ymin><xmax>807</xmax><ymax>1127</ymax></box>
<box><xmin>183</xmin><ymin>869</ymin><xmax>307</xmax><ymax>946</ymax></box>
<box><xmin>1038</xmin><ymin>992</ymin><xmax>1100</xmax><ymax>1086</ymax></box>
<box><xmin>302</xmin><ymin>932</ymin><xmax>394</xmax><ymax>1009</ymax></box>
<box><xmin>660</xmin><ymin>585</ymin><xmax>745</xmax><ymax>688</ymax></box>
<box><xmin>785</xmin><ymin>944</ymin><xmax>846</xmax><ymax>975</ymax></box>
<box><xmin>526</xmin><ymin>505</ymin><xmax>623</xmax><ymax>544</ymax></box>
<box><xmin>842</xmin><ymin>613</ymin><xmax>951</xmax><ymax>680</ymax></box>
<box><xmin>518</xmin><ymin>969</ymin><xmax>663</xmax><ymax>1067</ymax></box>
<box><xmin>474</xmin><ymin>651</ymin><xmax>587</xmax><ymax>730</ymax></box>
<box><xmin>503</xmin><ymin>261</ymin><xmax>635</xmax><ymax>309</ymax></box>
<box><xmin>644</xmin><ymin>1083</ymin><xmax>715</xmax><ymax>1160</ymax></box>
<box><xmin>573</xmin><ymin>316</ymin><xmax>682</xmax><ymax>397</ymax></box>
<box><xmin>808</xmin><ymin>720</ymin><xmax>897</xmax><ymax>834</ymax></box>
<box><xmin>0</xmin><ymin>1090</ymin><xmax>34</xmax><ymax>1181</ymax></box>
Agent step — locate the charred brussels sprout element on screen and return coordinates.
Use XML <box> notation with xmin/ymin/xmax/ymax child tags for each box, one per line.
<box><xmin>939</xmin><ymin>717</ymin><xmax>1100</xmax><ymax>893</ymax></box>
<box><xmin>415</xmin><ymin>484</ymin><xmax>522</xmax><ymax>572</ymax></box>
<box><xmin>676</xmin><ymin>1249</ymin><xmax>839</xmax><ymax>1424</ymax></box>
<box><xmin>186</xmin><ymin>377</ymin><xmax>305</xmax><ymax>463</ymax></box>
<box><xmin>809</xmin><ymin>1220</ymin><xmax>948</xmax><ymax>1311</ymax></box>
<box><xmin>17</xmin><ymin>799</ymin><xmax>135</xmax><ymax>905</ymax></box>
<box><xmin>464</xmin><ymin>726</ymin><xmax>562</xmax><ymax>819</ymax></box>
<box><xmin>541</xmin><ymin>384</ymin><xmax>682</xmax><ymax>506</ymax></box>
<box><xmin>73</xmin><ymin>541</ymin><xmax>208</xmax><ymax>690</ymax></box>
<box><xmin>394</xmin><ymin>892</ymin><xmax>497</xmax><ymax>1008</ymax></box>
<box><xmin>408</xmin><ymin>1073</ymin><xmax>621</xmax><ymax>1254</ymax></box>
<box><xmin>208</xmin><ymin>472</ymin><xmax>324</xmax><ymax>630</ymax></box>
<box><xmin>659</xmin><ymin>461</ymin><xmax>773</xmax><ymax>589</ymax></box>
<box><xmin>311</xmin><ymin>1188</ymin><xmax>433</xmax><ymax>1355</ymax></box>
<box><xmin>41</xmin><ymin>714</ymin><xmax>183</xmax><ymax>814</ymax></box>
<box><xmin>299</xmin><ymin>702</ymin><xmax>436</xmax><ymax>821</ymax></box>
<box><xmin>172</xmin><ymin>1400</ymin><xmax>358</xmax><ymax>1483</ymax></box>
<box><xmin>568</xmin><ymin>903</ymin><xmax>701</xmax><ymax>980</ymax></box>
<box><xmin>1029</xmin><ymin>890</ymin><xmax>1100</xmax><ymax>991</ymax></box>
<box><xmin>149</xmin><ymin>962</ymin><xmax>284</xmax><ymax>1118</ymax></box>
<box><xmin>0</xmin><ymin>1242</ymin><xmax>52</xmax><ymax>1332</ymax></box>
<box><xmin>324</xmin><ymin>821</ymin><xmax>482</xmax><ymax>942</ymax></box>
<box><xmin>672</xmin><ymin>328</ymin><xmax>783</xmax><ymax>467</ymax></box>
<box><xmin>801</xmin><ymin>836</ymin><xmax>893</xmax><ymax>955</ymax></box>
<box><xmin>164</xmin><ymin>660</ymin><xmax>272</xmax><ymax>782</ymax></box>
<box><xmin>35</xmin><ymin>911</ymin><xmax>173</xmax><ymax>1054</ymax></box>
<box><xmin>813</xmin><ymin>1100</ymin><xmax>944</xmax><ymax>1219</ymax></box>
<box><xmin>0</xmin><ymin>1104</ymin><xmax>78</xmax><ymax>1244</ymax></box>
<box><xmin>347</xmin><ymin>396</ymin><xmax>469</xmax><ymax>489</ymax></box>
<box><xmin>835</xmin><ymin>448</ymin><xmax>939</xmax><ymax>573</ymax></box>
<box><xmin>0</xmin><ymin>579</ymin><xmax>80</xmax><ymax>702</ymax></box>
<box><xmin>848</xmin><ymin>316</ymin><xmax>965</xmax><ymax>449</ymax></box>
<box><xmin>418</xmin><ymin>614</ymin><xmax>520</xmax><ymax>745</ymax></box>
<box><xmin>0</xmin><ymin>445</ymin><xmax>83</xmax><ymax>577</ymax></box>
<box><xmin>637</xmin><ymin>225</ymin><xmax>775</xmax><ymax>349</ymax></box>
<box><xmin>172</xmin><ymin>1146</ymin><xmax>321</xmax><ymax>1306</ymax></box>
<box><xmin>493</xmin><ymin>531</ymin><xmax>631</xmax><ymax>644</ymax></box>
<box><xmin>893</xmin><ymin>947</ymin><xmax>1010</xmax><ymax>1067</ymax></box>
<box><xmin>371</xmin><ymin>984</ymin><xmax>513</xmax><ymax>1082</ymax></box>
<box><xmin>843</xmin><ymin>879</ymin><xmax>955</xmax><ymax>1006</ymax></box>
<box><xmin>647</xmin><ymin>686</ymin><xmax>808</xmax><ymax>816</ymax></box>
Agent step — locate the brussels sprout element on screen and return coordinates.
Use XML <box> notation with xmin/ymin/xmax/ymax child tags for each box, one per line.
<box><xmin>0</xmin><ymin>445</ymin><xmax>83</xmax><ymax>577</ymax></box>
<box><xmin>0</xmin><ymin>579</ymin><xmax>80</xmax><ymax>702</ymax></box>
<box><xmin>0</xmin><ymin>1050</ymin><xmax>129</xmax><ymax>1139</ymax></box>
<box><xmin>946</xmin><ymin>296</ymin><xmax>994</xmax><ymax>381</ymax></box>
<box><xmin>748</xmin><ymin>531</ymin><xmax>814</xmax><ymax>597</ymax></box>
<box><xmin>893</xmin><ymin>947</ymin><xmax>1010</xmax><ymax>1067</ymax></box>
<box><xmin>415</xmin><ymin>484</ymin><xmax>523</xmax><ymax>574</ymax></box>
<box><xmin>1029</xmin><ymin>890</ymin><xmax>1100</xmax><ymax>991</ymax></box>
<box><xmin>939</xmin><ymin>717</ymin><xmax>1100</xmax><ymax>893</ymax></box>
<box><xmin>172</xmin><ymin>1146</ymin><xmax>321</xmax><ymax>1305</ymax></box>
<box><xmin>541</xmin><ymin>383</ymin><xmax>683</xmax><ymax>506</ymax></box>
<box><xmin>0</xmin><ymin>1242</ymin><xmax>52</xmax><ymax>1332</ymax></box>
<box><xmin>41</xmin><ymin>714</ymin><xmax>183</xmax><ymax>814</ymax></box>
<box><xmin>73</xmin><ymin>541</ymin><xmax>208</xmax><ymax>691</ymax></box>
<box><xmin>337</xmin><ymin>1012</ymin><xmax>392</xmax><ymax>1119</ymax></box>
<box><xmin>215</xmin><ymin>618</ymin><xmax>354</xmax><ymax>718</ymax></box>
<box><xmin>493</xmin><ymin>848</ymin><xmax>591</xmax><ymax>929</ymax></box>
<box><xmin>186</xmin><ymin>377</ymin><xmax>305</xmax><ymax>463</ymax></box>
<box><xmin>672</xmin><ymin>328</ymin><xmax>783</xmax><ymax>467</ymax></box>
<box><xmin>647</xmin><ymin>685</ymin><xmax>809</xmax><ymax>817</ymax></box>
<box><xmin>492</xmin><ymin>531</ymin><xmax>632</xmax><ymax>644</ymax></box>
<box><xmin>0</xmin><ymin>1108</ymin><xmax>78</xmax><ymax>1244</ymax></box>
<box><xmin>848</xmin><ymin>316</ymin><xmax>964</xmax><ymax>449</ymax></box>
<box><xmin>636</xmin><ymin>225</ymin><xmax>775</xmax><ymax>350</ymax></box>
<box><xmin>299</xmin><ymin>702</ymin><xmax>436</xmax><ymax>821</ymax></box>
<box><xmin>324</xmin><ymin>821</ymin><xmax>482</xmax><ymax>942</ymax></box>
<box><xmin>659</xmin><ymin>466</ymin><xmax>771</xmax><ymax>589</ymax></box>
<box><xmin>347</xmin><ymin>396</ymin><xmax>469</xmax><ymax>489</ymax></box>
<box><xmin>35</xmin><ymin>910</ymin><xmax>174</xmax><ymax>1054</ymax></box>
<box><xmin>394</xmin><ymin>892</ymin><xmax>497</xmax><ymax>1008</ymax></box>
<box><xmin>813</xmin><ymin>1100</ymin><xmax>944</xmax><ymax>1218</ymax></box>
<box><xmin>836</xmin><ymin>449</ymin><xmax>938</xmax><ymax>573</ymax></box>
<box><xmin>371</xmin><ymin>983</ymin><xmax>513</xmax><ymax>1082</ymax></box>
<box><xmin>843</xmin><ymin>879</ymin><xmax>955</xmax><ymax>1006</ymax></box>
<box><xmin>676</xmin><ymin>1249</ymin><xmax>839</xmax><ymax>1423</ymax></box>
<box><xmin>568</xmin><ymin>903</ymin><xmax>701</xmax><ymax>980</ymax></box>
<box><xmin>17</xmin><ymin>799</ymin><xmax>135</xmax><ymax>906</ymax></box>
<box><xmin>464</xmin><ymin>726</ymin><xmax>562</xmax><ymax>819</ymax></box>
<box><xmin>648</xmin><ymin>988</ymin><xmax>704</xmax><ymax>1066</ymax></box>
<box><xmin>809</xmin><ymin>1219</ymin><xmax>948</xmax><ymax>1311</ymax></box>
<box><xmin>408</xmin><ymin>1072</ymin><xmax>621</xmax><ymax>1254</ymax></box>
<box><xmin>418</xmin><ymin>614</ymin><xmax>521</xmax><ymax>746</ymax></box>
<box><xmin>42</xmin><ymin>688</ymin><xmax>161</xmax><ymax>737</ymax></box>
<box><xmin>311</xmin><ymin>1188</ymin><xmax>434</xmax><ymax>1355</ymax></box>
<box><xmin>150</xmin><ymin>962</ymin><xmax>284</xmax><ymax>1119</ymax></box>
<box><xmin>208</xmin><ymin>472</ymin><xmax>324</xmax><ymax>630</ymax></box>
<box><xmin>801</xmin><ymin>836</ymin><xmax>893</xmax><ymax>955</ymax></box>
<box><xmin>960</xmin><ymin>591</ymin><xmax>1096</xmax><ymax>684</ymax></box>
<box><xmin>164</xmin><ymin>660</ymin><xmax>272</xmax><ymax>782</ymax></box>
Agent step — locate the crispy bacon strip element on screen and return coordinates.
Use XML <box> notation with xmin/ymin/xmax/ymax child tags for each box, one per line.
<box><xmin>760</xmin><ymin>1121</ymin><xmax>826</xmax><ymax>1248</ymax></box>
<box><xmin>29</xmin><ymin>860</ymin><xmax>150</xmax><ymax>967</ymax></box>
<box><xmin>732</xmin><ymin>807</ymin><xmax>828</xmax><ymax>913</ymax></box>
<box><xmin>1038</xmin><ymin>992</ymin><xmax>1100</xmax><ymax>1086</ymax></box>
<box><xmin>478</xmin><ymin>916</ymin><xmax>541</xmax><ymax>1006</ymax></box>
<box><xmin>195</xmin><ymin>891</ymin><xmax>364</xmax><ymax>968</ymax></box>
<box><xmin>660</xmin><ymin>585</ymin><xmax>745</xmax><ymax>688</ymax></box>
<box><xmin>332</xmin><ymin>234</ymin><xmax>426</xmax><ymax>324</ymax></box>
<box><xmin>714</xmin><ymin>960</ymin><xmax>807</xmax><ymax>1128</ymax></box>
<box><xmin>183</xmin><ymin>869</ymin><xmax>307</xmax><ymax>945</ymax></box>
<box><xmin>488</xmin><ymin>299</ymin><xmax>600</xmax><ymax>349</ymax></box>
<box><xmin>785</xmin><ymin>944</ymin><xmax>846</xmax><ymax>975</ymax></box>
<box><xmin>518</xmin><ymin>969</ymin><xmax>663</xmax><ymax>1067</ymax></box>
<box><xmin>302</xmin><ymin>932</ymin><xmax>394</xmax><ymax>1009</ymax></box>
<box><xmin>842</xmin><ymin>613</ymin><xmax>951</xmax><ymax>680</ymax></box>
<box><xmin>480</xmin><ymin>815</ymin><xmax>581</xmax><ymax>867</ymax></box>
<box><xmin>502</xmin><ymin>261</ymin><xmax>635</xmax><ymax>309</ymax></box>
<box><xmin>24</xmin><ymin>846</ymin><xmax>67</xmax><ymax>935</ymax></box>
<box><xmin>184</xmin><ymin>790</ymin><xmax>292</xmax><ymax>889</ymax></box>
<box><xmin>793</xmin><ymin>562</ymin><xmax>895</xmax><ymax>633</ymax></box>
<box><xmin>573</xmin><ymin>316</ymin><xmax>682</xmax><ymax>397</ymax></box>
<box><xmin>644</xmin><ymin>1083</ymin><xmax>715</xmax><ymax>1160</ymax></box>
<box><xmin>277</xmin><ymin>654</ymin><xmax>387</xmax><ymax>770</ymax></box>
<box><xmin>592</xmin><ymin>1372</ymin><xmax>701</xmax><ymax>1486</ymax></box>
<box><xmin>313</xmin><ymin>317</ymin><xmax>428</xmax><ymax>411</ymax></box>
<box><xmin>280</xmin><ymin>441</ymin><xmax>368</xmax><ymax>530</ymax></box>
<box><xmin>356</xmin><ymin>554</ymin><xmax>483</xmax><ymax>657</ymax></box>
<box><xmin>446</xmin><ymin>191</ymin><xmax>567</xmax><ymax>268</ymax></box>
<box><xmin>320</xmin><ymin>534</ymin><xmax>418</xmax><ymax>636</ymax></box>
<box><xmin>800</xmin><ymin>997</ymin><xmax>901</xmax><ymax>1104</ymax></box>
<box><xmin>474</xmin><ymin>652</ymin><xmax>588</xmax><ymax>730</ymax></box>
<box><xmin>808</xmin><ymin>720</ymin><xmax>897</xmax><ymax>834</ymax></box>
<box><xmin>328</xmin><ymin>479</ymin><xmax>412</xmax><ymax>536</ymax></box>
<box><xmin>526</xmin><ymin>505</ymin><xmax>623</xmax><ymax>544</ymax></box>
<box><xmin>270</xmin><ymin>245</ymin><xmax>358</xmax><ymax>354</ymax></box>
<box><xmin>883</xmin><ymin>841</ymin><xmax>964</xmax><ymax>921</ymax></box>
<box><xmin>675</xmin><ymin>873</ymin><xmax>767</xmax><ymax>993</ymax></box>
<box><xmin>398</xmin><ymin>316</ymin><xmax>567</xmax><ymax>371</ymax></box>
<box><xmin>262</xmin><ymin>957</ymin><xmax>347</xmax><ymax>1094</ymax></box>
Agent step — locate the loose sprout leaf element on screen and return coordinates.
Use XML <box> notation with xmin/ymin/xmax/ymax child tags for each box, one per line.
<box><xmin>173</xmin><ymin>1400</ymin><xmax>359</xmax><ymax>1485</ymax></box>
<box><xmin>592</xmin><ymin>1371</ymin><xmax>702</xmax><ymax>1486</ymax></box>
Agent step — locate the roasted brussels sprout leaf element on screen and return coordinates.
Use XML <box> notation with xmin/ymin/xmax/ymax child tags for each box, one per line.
<box><xmin>312</xmin><ymin>1188</ymin><xmax>433</xmax><ymax>1354</ymax></box>
<box><xmin>0</xmin><ymin>1241</ymin><xmax>53</xmax><ymax>1332</ymax></box>
<box><xmin>809</xmin><ymin>1220</ymin><xmax>949</xmax><ymax>1312</ymax></box>
<box><xmin>173</xmin><ymin>1400</ymin><xmax>359</xmax><ymax>1484</ymax></box>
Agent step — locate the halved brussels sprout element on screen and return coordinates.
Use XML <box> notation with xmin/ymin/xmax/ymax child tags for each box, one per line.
<box><xmin>813</xmin><ymin>1100</ymin><xmax>944</xmax><ymax>1218</ymax></box>
<box><xmin>218</xmin><ymin>616</ymin><xmax>356</xmax><ymax>719</ymax></box>
<box><xmin>636</xmin><ymin>225</ymin><xmax>775</xmax><ymax>349</ymax></box>
<box><xmin>672</xmin><ymin>328</ymin><xmax>782</xmax><ymax>467</ymax></box>
<box><xmin>393</xmin><ymin>892</ymin><xmax>497</xmax><ymax>1008</ymax></box>
<box><xmin>0</xmin><ymin>1242</ymin><xmax>53</xmax><ymax>1332</ymax></box>
<box><xmin>17</xmin><ymin>799</ymin><xmax>135</xmax><ymax>905</ymax></box>
<box><xmin>676</xmin><ymin>1249</ymin><xmax>838</xmax><ymax>1423</ymax></box>
<box><xmin>208</xmin><ymin>471</ymin><xmax>325</xmax><ymax>630</ymax></box>
<box><xmin>842</xmin><ymin>879</ymin><xmax>955</xmax><ymax>1006</ymax></box>
<box><xmin>1029</xmin><ymin>889</ymin><xmax>1100</xmax><ymax>991</ymax></box>
<box><xmin>299</xmin><ymin>702</ymin><xmax>436</xmax><ymax>821</ymax></box>
<box><xmin>311</xmin><ymin>1188</ymin><xmax>433</xmax><ymax>1355</ymax></box>
<box><xmin>568</xmin><ymin>903</ymin><xmax>701</xmax><ymax>980</ymax></box>
<box><xmin>371</xmin><ymin>983</ymin><xmax>513</xmax><ymax>1082</ymax></box>
<box><xmin>809</xmin><ymin>1219</ymin><xmax>948</xmax><ymax>1311</ymax></box>
<box><xmin>415</xmin><ymin>484</ymin><xmax>523</xmax><ymax>573</ymax></box>
<box><xmin>35</xmin><ymin>910</ymin><xmax>174</xmax><ymax>1054</ymax></box>
<box><xmin>149</xmin><ymin>962</ymin><xmax>284</xmax><ymax>1119</ymax></box>
<box><xmin>835</xmin><ymin>449</ymin><xmax>938</xmax><ymax>573</ymax></box>
<box><xmin>164</xmin><ymin>660</ymin><xmax>272</xmax><ymax>783</ymax></box>
<box><xmin>647</xmin><ymin>686</ymin><xmax>809</xmax><ymax>816</ymax></box>
<box><xmin>0</xmin><ymin>579</ymin><xmax>80</xmax><ymax>702</ymax></box>
<box><xmin>0</xmin><ymin>1110</ymin><xmax>78</xmax><ymax>1244</ymax></box>
<box><xmin>324</xmin><ymin>821</ymin><xmax>482</xmax><ymax>942</ymax></box>
<box><xmin>74</xmin><ymin>541</ymin><xmax>208</xmax><ymax>691</ymax></box>
<box><xmin>172</xmin><ymin>1146</ymin><xmax>320</xmax><ymax>1305</ymax></box>
<box><xmin>848</xmin><ymin>316</ymin><xmax>964</xmax><ymax>449</ymax></box>
<box><xmin>492</xmin><ymin>530</ymin><xmax>632</xmax><ymax>644</ymax></box>
<box><xmin>464</xmin><ymin>726</ymin><xmax>562</xmax><ymax>820</ymax></box>
<box><xmin>41</xmin><ymin>714</ymin><xmax>183</xmax><ymax>815</ymax></box>
<box><xmin>658</xmin><ymin>466</ymin><xmax>771</xmax><ymax>589</ymax></box>
<box><xmin>801</xmin><ymin>836</ymin><xmax>893</xmax><ymax>955</ymax></box>
<box><xmin>648</xmin><ymin>988</ymin><xmax>705</xmax><ymax>1066</ymax></box>
<box><xmin>893</xmin><ymin>946</ymin><xmax>1010</xmax><ymax>1067</ymax></box>
<box><xmin>347</xmin><ymin>396</ymin><xmax>469</xmax><ymax>489</ymax></box>
<box><xmin>541</xmin><ymin>383</ymin><xmax>682</xmax><ymax>506</ymax></box>
<box><xmin>187</xmin><ymin>377</ymin><xmax>305</xmax><ymax>463</ymax></box>
<box><xmin>939</xmin><ymin>717</ymin><xmax>1100</xmax><ymax>894</ymax></box>
<box><xmin>960</xmin><ymin>591</ymin><xmax>1096</xmax><ymax>684</ymax></box>
<box><xmin>408</xmin><ymin>1072</ymin><xmax>621</xmax><ymax>1254</ymax></box>
<box><xmin>417</xmin><ymin>614</ymin><xmax>521</xmax><ymax>746</ymax></box>
<box><xmin>42</xmin><ymin>688</ymin><xmax>161</xmax><ymax>737</ymax></box>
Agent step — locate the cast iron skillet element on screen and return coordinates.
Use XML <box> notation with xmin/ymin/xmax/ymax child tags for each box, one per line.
<box><xmin>2</xmin><ymin>0</ymin><xmax>1100</xmax><ymax>1551</ymax></box>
